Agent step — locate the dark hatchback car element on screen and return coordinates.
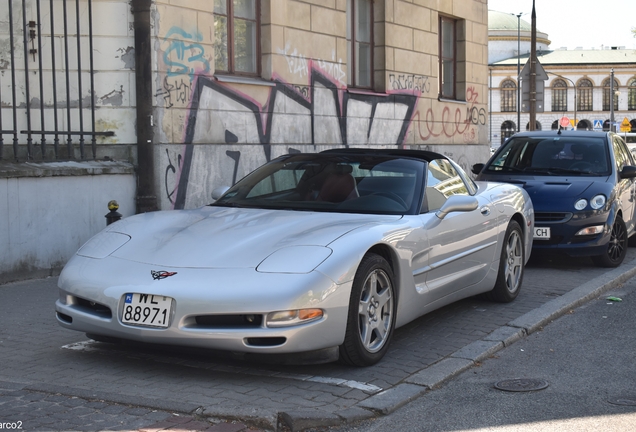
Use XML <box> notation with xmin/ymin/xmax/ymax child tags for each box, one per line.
<box><xmin>473</xmin><ymin>130</ymin><xmax>636</xmax><ymax>267</ymax></box>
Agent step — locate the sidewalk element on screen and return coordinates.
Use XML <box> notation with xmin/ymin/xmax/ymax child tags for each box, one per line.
<box><xmin>1</xmin><ymin>251</ymin><xmax>636</xmax><ymax>431</ymax></box>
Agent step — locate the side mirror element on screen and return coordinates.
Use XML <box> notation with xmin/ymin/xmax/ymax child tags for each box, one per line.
<box><xmin>472</xmin><ymin>163</ymin><xmax>485</xmax><ymax>175</ymax></box>
<box><xmin>211</xmin><ymin>186</ymin><xmax>230</xmax><ymax>200</ymax></box>
<box><xmin>620</xmin><ymin>166</ymin><xmax>636</xmax><ymax>180</ymax></box>
<box><xmin>435</xmin><ymin>195</ymin><xmax>479</xmax><ymax>219</ymax></box>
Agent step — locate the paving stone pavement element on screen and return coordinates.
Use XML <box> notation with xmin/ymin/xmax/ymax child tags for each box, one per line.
<box><xmin>1</xmin><ymin>249</ymin><xmax>636</xmax><ymax>431</ymax></box>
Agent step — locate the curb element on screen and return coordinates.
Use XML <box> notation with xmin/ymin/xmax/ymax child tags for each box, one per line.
<box><xmin>272</xmin><ymin>259</ymin><xmax>636</xmax><ymax>431</ymax></box>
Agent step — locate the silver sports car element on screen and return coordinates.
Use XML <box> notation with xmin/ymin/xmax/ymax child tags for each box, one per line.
<box><xmin>56</xmin><ymin>149</ymin><xmax>534</xmax><ymax>366</ymax></box>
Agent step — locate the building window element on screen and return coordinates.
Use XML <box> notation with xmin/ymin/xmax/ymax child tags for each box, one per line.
<box><xmin>501</xmin><ymin>80</ymin><xmax>516</xmax><ymax>112</ymax></box>
<box><xmin>347</xmin><ymin>0</ymin><xmax>373</xmax><ymax>88</ymax></box>
<box><xmin>214</xmin><ymin>0</ymin><xmax>260</xmax><ymax>75</ymax></box>
<box><xmin>439</xmin><ymin>16</ymin><xmax>457</xmax><ymax>99</ymax></box>
<box><xmin>629</xmin><ymin>78</ymin><xmax>636</xmax><ymax>111</ymax></box>
<box><xmin>551</xmin><ymin>79</ymin><xmax>568</xmax><ymax>112</ymax></box>
<box><xmin>577</xmin><ymin>79</ymin><xmax>593</xmax><ymax>112</ymax></box>
<box><xmin>501</xmin><ymin>120</ymin><xmax>516</xmax><ymax>145</ymax></box>
<box><xmin>602</xmin><ymin>78</ymin><xmax>619</xmax><ymax>111</ymax></box>
<box><xmin>526</xmin><ymin>121</ymin><xmax>542</xmax><ymax>131</ymax></box>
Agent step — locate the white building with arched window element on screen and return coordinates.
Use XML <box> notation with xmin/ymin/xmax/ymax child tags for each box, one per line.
<box><xmin>488</xmin><ymin>10</ymin><xmax>636</xmax><ymax>148</ymax></box>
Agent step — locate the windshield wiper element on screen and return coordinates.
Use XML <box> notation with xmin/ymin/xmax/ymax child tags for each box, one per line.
<box><xmin>488</xmin><ymin>165</ymin><xmax>524</xmax><ymax>172</ymax></box>
<box><xmin>526</xmin><ymin>167</ymin><xmax>589</xmax><ymax>175</ymax></box>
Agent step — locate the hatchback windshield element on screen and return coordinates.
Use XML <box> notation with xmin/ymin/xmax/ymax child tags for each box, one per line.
<box><xmin>212</xmin><ymin>154</ymin><xmax>425</xmax><ymax>215</ymax></box>
<box><xmin>487</xmin><ymin>136</ymin><xmax>610</xmax><ymax>175</ymax></box>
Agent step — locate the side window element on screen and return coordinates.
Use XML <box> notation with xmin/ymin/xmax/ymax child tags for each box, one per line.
<box><xmin>613</xmin><ymin>136</ymin><xmax>632</xmax><ymax>169</ymax></box>
<box><xmin>214</xmin><ymin>0</ymin><xmax>260</xmax><ymax>76</ymax></box>
<box><xmin>424</xmin><ymin>159</ymin><xmax>469</xmax><ymax>212</ymax></box>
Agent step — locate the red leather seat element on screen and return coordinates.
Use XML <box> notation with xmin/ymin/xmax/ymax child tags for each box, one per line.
<box><xmin>317</xmin><ymin>172</ymin><xmax>359</xmax><ymax>203</ymax></box>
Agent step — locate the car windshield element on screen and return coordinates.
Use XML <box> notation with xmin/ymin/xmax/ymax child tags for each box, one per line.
<box><xmin>487</xmin><ymin>136</ymin><xmax>611</xmax><ymax>176</ymax></box>
<box><xmin>212</xmin><ymin>154</ymin><xmax>425</xmax><ymax>215</ymax></box>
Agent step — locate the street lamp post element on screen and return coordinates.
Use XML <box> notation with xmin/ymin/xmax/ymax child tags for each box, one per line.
<box><xmin>610</xmin><ymin>68</ymin><xmax>615</xmax><ymax>132</ymax></box>
<box><xmin>516</xmin><ymin>13</ymin><xmax>522</xmax><ymax>133</ymax></box>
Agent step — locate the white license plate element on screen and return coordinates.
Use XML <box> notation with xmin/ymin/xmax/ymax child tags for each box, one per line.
<box><xmin>534</xmin><ymin>227</ymin><xmax>551</xmax><ymax>240</ymax></box>
<box><xmin>122</xmin><ymin>293</ymin><xmax>173</xmax><ymax>328</ymax></box>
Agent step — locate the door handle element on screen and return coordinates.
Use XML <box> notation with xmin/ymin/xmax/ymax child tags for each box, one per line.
<box><xmin>480</xmin><ymin>206</ymin><xmax>491</xmax><ymax>216</ymax></box>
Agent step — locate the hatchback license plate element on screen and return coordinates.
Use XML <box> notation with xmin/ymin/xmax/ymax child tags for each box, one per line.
<box><xmin>534</xmin><ymin>227</ymin><xmax>551</xmax><ymax>240</ymax></box>
<box><xmin>122</xmin><ymin>293</ymin><xmax>172</xmax><ymax>328</ymax></box>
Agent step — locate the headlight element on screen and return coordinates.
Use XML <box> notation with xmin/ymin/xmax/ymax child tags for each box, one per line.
<box><xmin>574</xmin><ymin>199</ymin><xmax>587</xmax><ymax>210</ymax></box>
<box><xmin>266</xmin><ymin>309</ymin><xmax>324</xmax><ymax>327</ymax></box>
<box><xmin>77</xmin><ymin>232</ymin><xmax>131</xmax><ymax>258</ymax></box>
<box><xmin>590</xmin><ymin>194</ymin><xmax>606</xmax><ymax>210</ymax></box>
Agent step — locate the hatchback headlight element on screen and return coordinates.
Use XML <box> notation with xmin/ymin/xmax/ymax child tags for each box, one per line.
<box><xmin>574</xmin><ymin>199</ymin><xmax>587</xmax><ymax>210</ymax></box>
<box><xmin>590</xmin><ymin>194</ymin><xmax>606</xmax><ymax>210</ymax></box>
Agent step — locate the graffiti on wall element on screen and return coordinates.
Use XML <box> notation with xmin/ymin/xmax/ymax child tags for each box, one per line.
<box><xmin>157</xmin><ymin>34</ymin><xmax>488</xmax><ymax>208</ymax></box>
<box><xmin>157</xmin><ymin>27</ymin><xmax>210</xmax><ymax>108</ymax></box>
<box><xmin>389</xmin><ymin>74</ymin><xmax>431</xmax><ymax>94</ymax></box>
<box><xmin>415</xmin><ymin>86</ymin><xmax>486</xmax><ymax>144</ymax></box>
<box><xmin>278</xmin><ymin>43</ymin><xmax>346</xmax><ymax>86</ymax></box>
<box><xmin>167</xmin><ymin>67</ymin><xmax>419</xmax><ymax>208</ymax></box>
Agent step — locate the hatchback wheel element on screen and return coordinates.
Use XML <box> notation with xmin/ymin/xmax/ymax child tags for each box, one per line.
<box><xmin>592</xmin><ymin>216</ymin><xmax>627</xmax><ymax>268</ymax></box>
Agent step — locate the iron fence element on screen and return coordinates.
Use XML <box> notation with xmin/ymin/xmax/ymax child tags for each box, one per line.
<box><xmin>0</xmin><ymin>0</ymin><xmax>113</xmax><ymax>161</ymax></box>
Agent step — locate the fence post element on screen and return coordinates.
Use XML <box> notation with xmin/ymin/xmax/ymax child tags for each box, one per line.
<box><xmin>105</xmin><ymin>200</ymin><xmax>122</xmax><ymax>226</ymax></box>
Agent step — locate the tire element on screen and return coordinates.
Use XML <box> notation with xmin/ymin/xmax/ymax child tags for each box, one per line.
<box><xmin>485</xmin><ymin>220</ymin><xmax>524</xmax><ymax>303</ymax></box>
<box><xmin>592</xmin><ymin>216</ymin><xmax>627</xmax><ymax>268</ymax></box>
<box><xmin>339</xmin><ymin>253</ymin><xmax>396</xmax><ymax>367</ymax></box>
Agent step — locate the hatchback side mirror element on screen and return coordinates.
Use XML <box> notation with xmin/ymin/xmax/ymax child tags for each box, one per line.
<box><xmin>620</xmin><ymin>165</ymin><xmax>636</xmax><ymax>179</ymax></box>
<box><xmin>472</xmin><ymin>163</ymin><xmax>485</xmax><ymax>175</ymax></box>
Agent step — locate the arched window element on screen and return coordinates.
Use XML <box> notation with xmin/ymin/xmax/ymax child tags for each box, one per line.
<box><xmin>501</xmin><ymin>120</ymin><xmax>516</xmax><ymax>145</ymax></box>
<box><xmin>577</xmin><ymin>119</ymin><xmax>592</xmax><ymax>130</ymax></box>
<box><xmin>630</xmin><ymin>119</ymin><xmax>636</xmax><ymax>132</ymax></box>
<box><xmin>603</xmin><ymin>77</ymin><xmax>620</xmax><ymax>111</ymax></box>
<box><xmin>501</xmin><ymin>79</ymin><xmax>517</xmax><ymax>112</ymax></box>
<box><xmin>551</xmin><ymin>79</ymin><xmax>568</xmax><ymax>112</ymax></box>
<box><xmin>551</xmin><ymin>120</ymin><xmax>559</xmax><ymax>130</ymax></box>
<box><xmin>628</xmin><ymin>78</ymin><xmax>636</xmax><ymax>111</ymax></box>
<box><xmin>577</xmin><ymin>78</ymin><xmax>593</xmax><ymax>112</ymax></box>
<box><xmin>526</xmin><ymin>121</ymin><xmax>542</xmax><ymax>131</ymax></box>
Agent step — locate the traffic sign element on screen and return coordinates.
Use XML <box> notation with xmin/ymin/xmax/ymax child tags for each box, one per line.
<box><xmin>593</xmin><ymin>120</ymin><xmax>603</xmax><ymax>130</ymax></box>
<box><xmin>560</xmin><ymin>116</ymin><xmax>570</xmax><ymax>128</ymax></box>
<box><xmin>620</xmin><ymin>117</ymin><xmax>631</xmax><ymax>132</ymax></box>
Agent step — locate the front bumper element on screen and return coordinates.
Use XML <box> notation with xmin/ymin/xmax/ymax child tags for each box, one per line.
<box><xmin>55</xmin><ymin>256</ymin><xmax>351</xmax><ymax>354</ymax></box>
<box><xmin>532</xmin><ymin>209</ymin><xmax>613</xmax><ymax>256</ymax></box>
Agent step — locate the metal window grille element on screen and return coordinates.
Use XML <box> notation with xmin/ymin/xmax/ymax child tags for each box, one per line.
<box><xmin>629</xmin><ymin>79</ymin><xmax>636</xmax><ymax>111</ymax></box>
<box><xmin>577</xmin><ymin>79</ymin><xmax>593</xmax><ymax>112</ymax></box>
<box><xmin>0</xmin><ymin>0</ymin><xmax>113</xmax><ymax>161</ymax></box>
<box><xmin>551</xmin><ymin>79</ymin><xmax>567</xmax><ymax>112</ymax></box>
<box><xmin>603</xmin><ymin>78</ymin><xmax>619</xmax><ymax>111</ymax></box>
<box><xmin>500</xmin><ymin>80</ymin><xmax>516</xmax><ymax>112</ymax></box>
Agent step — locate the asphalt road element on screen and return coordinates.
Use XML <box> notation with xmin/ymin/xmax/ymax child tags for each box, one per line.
<box><xmin>327</xmin><ymin>270</ymin><xmax>636</xmax><ymax>432</ymax></box>
<box><xmin>1</xmin><ymin>249</ymin><xmax>636</xmax><ymax>431</ymax></box>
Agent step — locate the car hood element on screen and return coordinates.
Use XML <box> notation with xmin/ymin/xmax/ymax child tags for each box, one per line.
<box><xmin>101</xmin><ymin>206</ymin><xmax>400</xmax><ymax>268</ymax></box>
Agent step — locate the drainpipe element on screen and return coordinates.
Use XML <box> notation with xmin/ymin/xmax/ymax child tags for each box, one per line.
<box><xmin>132</xmin><ymin>0</ymin><xmax>158</xmax><ymax>213</ymax></box>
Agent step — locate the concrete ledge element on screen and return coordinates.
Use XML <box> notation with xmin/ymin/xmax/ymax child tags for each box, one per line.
<box><xmin>279</xmin><ymin>409</ymin><xmax>342</xmax><ymax>432</ymax></box>
<box><xmin>0</xmin><ymin>160</ymin><xmax>134</xmax><ymax>178</ymax></box>
<box><xmin>203</xmin><ymin>405</ymin><xmax>278</xmax><ymax>431</ymax></box>
<box><xmin>508</xmin><ymin>260</ymin><xmax>636</xmax><ymax>334</ymax></box>
<box><xmin>356</xmin><ymin>383</ymin><xmax>428</xmax><ymax>415</ymax></box>
<box><xmin>25</xmin><ymin>382</ymin><xmax>200</xmax><ymax>414</ymax></box>
<box><xmin>405</xmin><ymin>357</ymin><xmax>474</xmax><ymax>389</ymax></box>
<box><xmin>450</xmin><ymin>339</ymin><xmax>504</xmax><ymax>362</ymax></box>
<box><xmin>483</xmin><ymin>325</ymin><xmax>527</xmax><ymax>346</ymax></box>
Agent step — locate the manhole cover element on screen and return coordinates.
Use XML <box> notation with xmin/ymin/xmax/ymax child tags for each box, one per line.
<box><xmin>608</xmin><ymin>396</ymin><xmax>636</xmax><ymax>406</ymax></box>
<box><xmin>494</xmin><ymin>379</ymin><xmax>549</xmax><ymax>392</ymax></box>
